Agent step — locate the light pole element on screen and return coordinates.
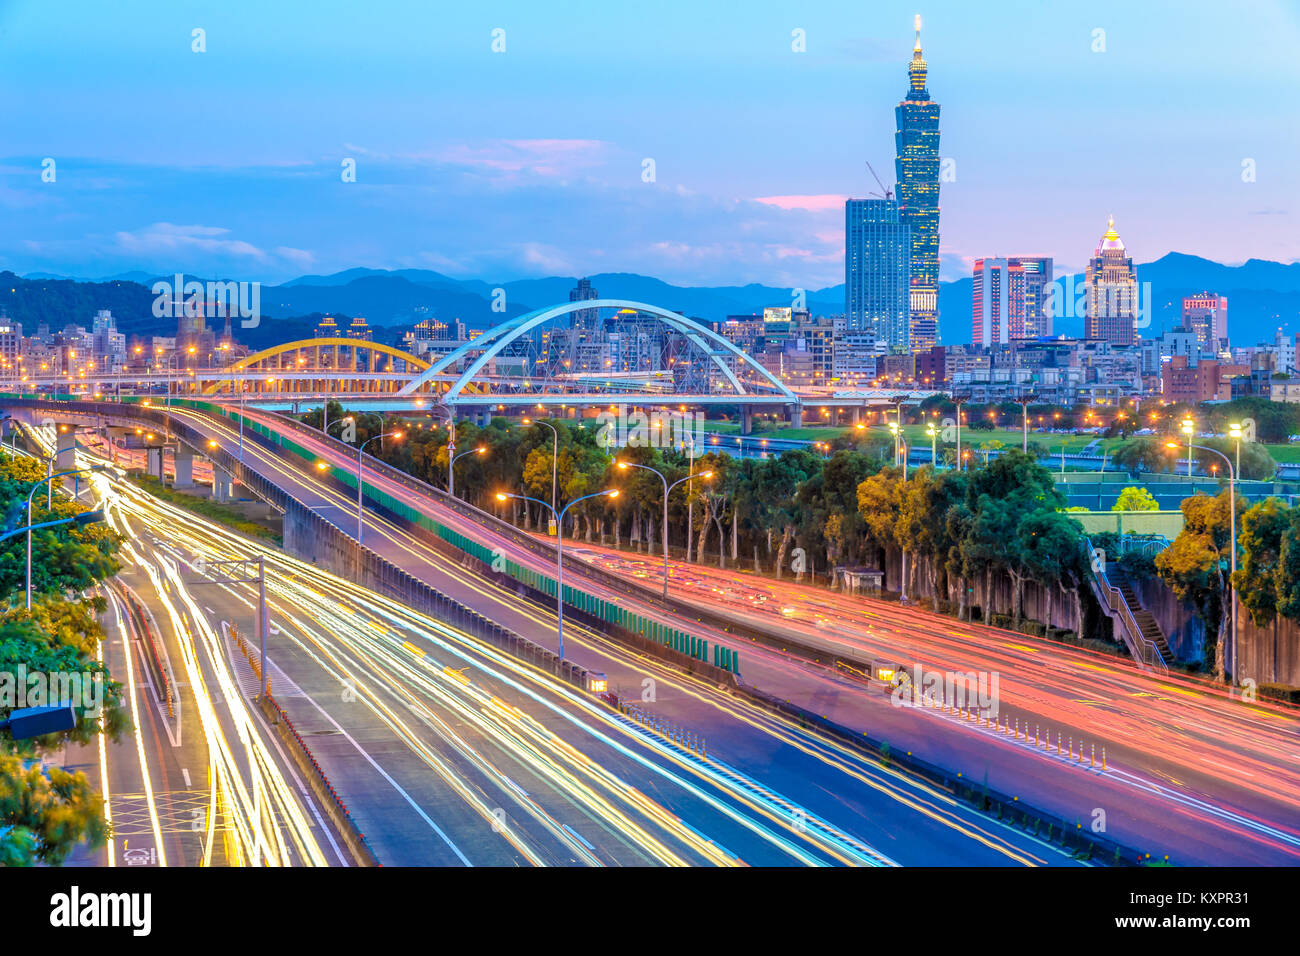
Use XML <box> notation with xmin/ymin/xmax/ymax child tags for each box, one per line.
<box><xmin>926</xmin><ymin>422</ymin><xmax>937</xmax><ymax>468</ymax></box>
<box><xmin>953</xmin><ymin>396</ymin><xmax>966</xmax><ymax>471</ymax></box>
<box><xmin>1017</xmin><ymin>395</ymin><xmax>1036</xmax><ymax>454</ymax></box>
<box><xmin>1182</xmin><ymin>418</ymin><xmax>1195</xmax><ymax>477</ymax></box>
<box><xmin>496</xmin><ymin>489</ymin><xmax>618</xmax><ymax>661</ymax></box>
<box><xmin>450</xmin><ymin>445</ymin><xmax>486</xmax><ymax>498</ymax></box>
<box><xmin>888</xmin><ymin>420</ymin><xmax>900</xmax><ymax>468</ymax></box>
<box><xmin>26</xmin><ymin>467</ymin><xmax>105</xmax><ymax>609</ymax></box>
<box><xmin>617</xmin><ymin>460</ymin><xmax>713</xmax><ymax>601</ymax></box>
<box><xmin>1230</xmin><ymin>421</ymin><xmax>1242</xmax><ymax>477</ymax></box>
<box><xmin>523</xmin><ymin>417</ymin><xmax>559</xmax><ymax>532</ymax></box>
<box><xmin>1168</xmin><ymin>439</ymin><xmax>1237</xmax><ymax>681</ymax></box>
<box><xmin>355</xmin><ymin>429</ymin><xmax>403</xmax><ymax>544</ymax></box>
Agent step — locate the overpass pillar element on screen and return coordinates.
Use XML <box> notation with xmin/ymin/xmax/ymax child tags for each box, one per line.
<box><xmin>741</xmin><ymin>407</ymin><xmax>754</xmax><ymax>435</ymax></box>
<box><xmin>173</xmin><ymin>446</ymin><xmax>195</xmax><ymax>488</ymax></box>
<box><xmin>851</xmin><ymin>405</ymin><xmax>862</xmax><ymax>426</ymax></box>
<box><xmin>212</xmin><ymin>462</ymin><xmax>235</xmax><ymax>503</ymax></box>
<box><xmin>55</xmin><ymin>425</ymin><xmax>77</xmax><ymax>470</ymax></box>
<box><xmin>146</xmin><ymin>445</ymin><xmax>165</xmax><ymax>481</ymax></box>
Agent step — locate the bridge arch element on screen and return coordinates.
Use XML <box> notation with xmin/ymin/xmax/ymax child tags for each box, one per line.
<box><xmin>396</xmin><ymin>299</ymin><xmax>798</xmax><ymax>405</ymax></box>
<box><xmin>201</xmin><ymin>338</ymin><xmax>429</xmax><ymax>394</ymax></box>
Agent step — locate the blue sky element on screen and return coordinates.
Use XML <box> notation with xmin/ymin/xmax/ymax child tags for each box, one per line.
<box><xmin>1</xmin><ymin>0</ymin><xmax>1297</xmax><ymax>288</ymax></box>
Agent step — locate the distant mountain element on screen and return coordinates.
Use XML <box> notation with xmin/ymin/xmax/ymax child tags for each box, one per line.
<box><xmin>7</xmin><ymin>254</ymin><xmax>1299</xmax><ymax>352</ymax></box>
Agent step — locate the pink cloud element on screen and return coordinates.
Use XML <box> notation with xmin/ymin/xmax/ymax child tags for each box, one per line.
<box><xmin>753</xmin><ymin>194</ymin><xmax>848</xmax><ymax>212</ymax></box>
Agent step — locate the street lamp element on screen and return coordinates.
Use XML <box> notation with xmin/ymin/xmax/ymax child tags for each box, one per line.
<box><xmin>25</xmin><ymin>468</ymin><xmax>106</xmax><ymax>609</ymax></box>
<box><xmin>355</xmin><ymin>430</ymin><xmax>403</xmax><ymax>544</ymax></box>
<box><xmin>1167</xmin><ymin>439</ymin><xmax>1237</xmax><ymax>679</ymax></box>
<box><xmin>926</xmin><ymin>422</ymin><xmax>937</xmax><ymax>468</ymax></box>
<box><xmin>1181</xmin><ymin>418</ymin><xmax>1195</xmax><ymax>477</ymax></box>
<box><xmin>449</xmin><ymin>446</ymin><xmax>486</xmax><ymax>498</ymax></box>
<box><xmin>1229</xmin><ymin>422</ymin><xmax>1243</xmax><ymax>477</ymax></box>
<box><xmin>617</xmin><ymin>460</ymin><xmax>712</xmax><ymax>601</ymax></box>
<box><xmin>523</xmin><ymin>417</ymin><xmax>559</xmax><ymax>532</ymax></box>
<box><xmin>496</xmin><ymin>489</ymin><xmax>619</xmax><ymax>661</ymax></box>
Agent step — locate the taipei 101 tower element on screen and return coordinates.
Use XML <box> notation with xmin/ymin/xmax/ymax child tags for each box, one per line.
<box><xmin>894</xmin><ymin>14</ymin><xmax>941</xmax><ymax>352</ymax></box>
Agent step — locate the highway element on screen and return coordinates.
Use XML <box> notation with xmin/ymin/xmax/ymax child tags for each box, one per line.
<box><xmin>144</xmin><ymin>401</ymin><xmax>1300</xmax><ymax>865</ymax></box>
<box><xmin>27</xmin><ymin>415</ymin><xmax>1086</xmax><ymax>866</ymax></box>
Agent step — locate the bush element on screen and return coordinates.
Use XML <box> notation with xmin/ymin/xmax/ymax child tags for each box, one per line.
<box><xmin>1258</xmin><ymin>683</ymin><xmax>1300</xmax><ymax>705</ymax></box>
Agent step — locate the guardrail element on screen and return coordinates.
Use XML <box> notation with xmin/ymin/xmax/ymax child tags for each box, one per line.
<box><xmin>1082</xmin><ymin>538</ymin><xmax>1168</xmax><ymax>674</ymax></box>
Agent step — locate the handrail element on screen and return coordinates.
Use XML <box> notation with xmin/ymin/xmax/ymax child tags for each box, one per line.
<box><xmin>1082</xmin><ymin>538</ymin><xmax>1168</xmax><ymax>673</ymax></box>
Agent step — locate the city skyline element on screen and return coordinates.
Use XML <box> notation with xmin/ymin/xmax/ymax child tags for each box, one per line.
<box><xmin>1</xmin><ymin>0</ymin><xmax>1297</xmax><ymax>288</ymax></box>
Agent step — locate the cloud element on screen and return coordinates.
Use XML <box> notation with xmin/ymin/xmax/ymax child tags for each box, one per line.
<box><xmin>754</xmin><ymin>194</ymin><xmax>847</xmax><ymax>212</ymax></box>
<box><xmin>438</xmin><ymin>139</ymin><xmax>610</xmax><ymax>178</ymax></box>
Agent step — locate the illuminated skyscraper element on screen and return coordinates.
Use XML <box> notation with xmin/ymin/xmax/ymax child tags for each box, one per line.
<box><xmin>894</xmin><ymin>14</ymin><xmax>941</xmax><ymax>353</ymax></box>
<box><xmin>1181</xmin><ymin>293</ymin><xmax>1228</xmax><ymax>352</ymax></box>
<box><xmin>845</xmin><ymin>198</ymin><xmax>911</xmax><ymax>351</ymax></box>
<box><xmin>1084</xmin><ymin>215</ymin><xmax>1138</xmax><ymax>346</ymax></box>
<box><xmin>971</xmin><ymin>256</ymin><xmax>1054</xmax><ymax>346</ymax></box>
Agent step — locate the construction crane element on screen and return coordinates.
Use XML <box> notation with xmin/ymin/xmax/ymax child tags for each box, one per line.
<box><xmin>864</xmin><ymin>160</ymin><xmax>893</xmax><ymax>201</ymax></box>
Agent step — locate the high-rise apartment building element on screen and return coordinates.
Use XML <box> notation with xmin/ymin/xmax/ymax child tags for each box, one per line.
<box><xmin>894</xmin><ymin>15</ymin><xmax>941</xmax><ymax>354</ymax></box>
<box><xmin>1084</xmin><ymin>216</ymin><xmax>1138</xmax><ymax>346</ymax></box>
<box><xmin>971</xmin><ymin>257</ymin><xmax>1054</xmax><ymax>346</ymax></box>
<box><xmin>844</xmin><ymin>198</ymin><xmax>911</xmax><ymax>351</ymax></box>
<box><xmin>1181</xmin><ymin>293</ymin><xmax>1228</xmax><ymax>352</ymax></box>
<box><xmin>569</xmin><ymin>277</ymin><xmax>600</xmax><ymax>338</ymax></box>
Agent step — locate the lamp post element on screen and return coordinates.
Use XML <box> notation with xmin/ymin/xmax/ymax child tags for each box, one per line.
<box><xmin>355</xmin><ymin>430</ymin><xmax>403</xmax><ymax>545</ymax></box>
<box><xmin>1229</xmin><ymin>422</ymin><xmax>1242</xmax><ymax>477</ymax></box>
<box><xmin>926</xmin><ymin>422</ymin><xmax>938</xmax><ymax>468</ymax></box>
<box><xmin>1181</xmin><ymin>418</ymin><xmax>1195</xmax><ymax>477</ymax></box>
<box><xmin>26</xmin><ymin>467</ymin><xmax>104</xmax><ymax>609</ymax></box>
<box><xmin>496</xmin><ymin>489</ymin><xmax>619</xmax><ymax>661</ymax></box>
<box><xmin>1168</xmin><ymin>439</ymin><xmax>1237</xmax><ymax>680</ymax></box>
<box><xmin>523</xmin><ymin>417</ymin><xmax>558</xmax><ymax>532</ymax></box>
<box><xmin>450</xmin><ymin>445</ymin><xmax>486</xmax><ymax>498</ymax></box>
<box><xmin>953</xmin><ymin>396</ymin><xmax>967</xmax><ymax>471</ymax></box>
<box><xmin>617</xmin><ymin>460</ymin><xmax>713</xmax><ymax>601</ymax></box>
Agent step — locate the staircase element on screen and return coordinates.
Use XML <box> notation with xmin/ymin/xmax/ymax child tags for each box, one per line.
<box><xmin>1081</xmin><ymin>539</ymin><xmax>1169</xmax><ymax>674</ymax></box>
<box><xmin>1111</xmin><ymin>570</ymin><xmax>1174</xmax><ymax>664</ymax></box>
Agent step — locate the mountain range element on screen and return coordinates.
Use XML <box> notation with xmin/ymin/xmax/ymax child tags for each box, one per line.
<box><xmin>8</xmin><ymin>252</ymin><xmax>1300</xmax><ymax>350</ymax></box>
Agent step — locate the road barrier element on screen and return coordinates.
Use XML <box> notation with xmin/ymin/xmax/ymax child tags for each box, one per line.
<box><xmin>257</xmin><ymin>693</ymin><xmax>380</xmax><ymax>867</ymax></box>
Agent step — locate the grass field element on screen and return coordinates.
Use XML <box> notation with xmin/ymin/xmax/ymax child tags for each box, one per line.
<box><xmin>704</xmin><ymin>419</ymin><xmax>1300</xmax><ymax>466</ymax></box>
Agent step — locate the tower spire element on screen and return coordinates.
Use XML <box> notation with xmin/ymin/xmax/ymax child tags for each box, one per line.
<box><xmin>907</xmin><ymin>13</ymin><xmax>929</xmax><ymax>98</ymax></box>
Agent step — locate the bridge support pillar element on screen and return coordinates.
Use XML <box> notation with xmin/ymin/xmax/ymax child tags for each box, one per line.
<box><xmin>146</xmin><ymin>445</ymin><xmax>165</xmax><ymax>481</ymax></box>
<box><xmin>55</xmin><ymin>426</ymin><xmax>77</xmax><ymax>470</ymax></box>
<box><xmin>173</xmin><ymin>446</ymin><xmax>195</xmax><ymax>488</ymax></box>
<box><xmin>851</xmin><ymin>405</ymin><xmax>862</xmax><ymax>426</ymax></box>
<box><xmin>212</xmin><ymin>463</ymin><xmax>235</xmax><ymax>503</ymax></box>
<box><xmin>741</xmin><ymin>407</ymin><xmax>754</xmax><ymax>435</ymax></box>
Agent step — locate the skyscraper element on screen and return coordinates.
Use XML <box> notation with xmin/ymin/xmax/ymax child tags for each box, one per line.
<box><xmin>971</xmin><ymin>256</ymin><xmax>1054</xmax><ymax>346</ymax></box>
<box><xmin>894</xmin><ymin>14</ymin><xmax>941</xmax><ymax>354</ymax></box>
<box><xmin>1084</xmin><ymin>215</ymin><xmax>1138</xmax><ymax>346</ymax></box>
<box><xmin>844</xmin><ymin>198</ymin><xmax>911</xmax><ymax>351</ymax></box>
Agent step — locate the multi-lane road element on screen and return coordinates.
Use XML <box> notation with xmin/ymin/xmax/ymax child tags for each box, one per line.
<box><xmin>149</xmin><ymin>403</ymin><xmax>1300</xmax><ymax>868</ymax></box>
<box><xmin>35</xmin><ymin>424</ymin><xmax>1075</xmax><ymax>866</ymax></box>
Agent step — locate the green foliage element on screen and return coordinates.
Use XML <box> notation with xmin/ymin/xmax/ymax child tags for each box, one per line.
<box><xmin>1155</xmin><ymin>490</ymin><xmax>1239</xmax><ymax>676</ymax></box>
<box><xmin>0</xmin><ymin>754</ymin><xmax>108</xmax><ymax>865</ymax></box>
<box><xmin>0</xmin><ymin>455</ymin><xmax>127</xmax><ymax>867</ymax></box>
<box><xmin>1115</xmin><ymin>486</ymin><xmax>1159</xmax><ymax>512</ymax></box>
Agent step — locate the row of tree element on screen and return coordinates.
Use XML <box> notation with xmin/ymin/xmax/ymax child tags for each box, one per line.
<box><xmin>0</xmin><ymin>452</ymin><xmax>127</xmax><ymax>866</ymax></box>
<box><xmin>322</xmin><ymin>404</ymin><xmax>1093</xmax><ymax>635</ymax></box>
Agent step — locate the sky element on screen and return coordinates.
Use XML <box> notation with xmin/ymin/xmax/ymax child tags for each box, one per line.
<box><xmin>1</xmin><ymin>0</ymin><xmax>1298</xmax><ymax>289</ymax></box>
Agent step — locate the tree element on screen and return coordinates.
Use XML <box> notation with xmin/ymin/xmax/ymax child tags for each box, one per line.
<box><xmin>1155</xmin><ymin>490</ymin><xmax>1239</xmax><ymax>679</ymax></box>
<box><xmin>1232</xmin><ymin>497</ymin><xmax>1288</xmax><ymax>627</ymax></box>
<box><xmin>1113</xmin><ymin>437</ymin><xmax>1173</xmax><ymax>475</ymax></box>
<box><xmin>1115</xmin><ymin>486</ymin><xmax>1159</xmax><ymax>512</ymax></box>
